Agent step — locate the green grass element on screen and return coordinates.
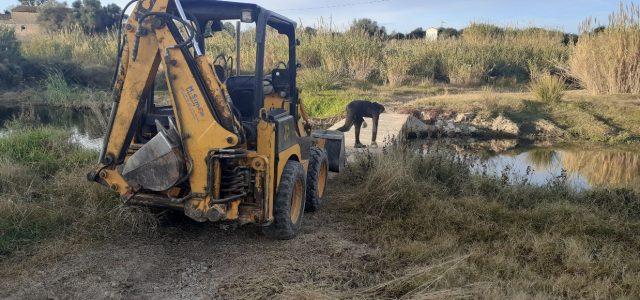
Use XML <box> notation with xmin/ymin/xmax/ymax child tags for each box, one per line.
<box><xmin>301</xmin><ymin>88</ymin><xmax>385</xmax><ymax>119</ymax></box>
<box><xmin>0</xmin><ymin>127</ymin><xmax>155</xmax><ymax>257</ymax></box>
<box><xmin>333</xmin><ymin>145</ymin><xmax>640</xmax><ymax>298</ymax></box>
<box><xmin>0</xmin><ymin>127</ymin><xmax>95</xmax><ymax>174</ymax></box>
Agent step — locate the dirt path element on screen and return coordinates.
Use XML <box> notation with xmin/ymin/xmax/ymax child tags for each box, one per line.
<box><xmin>0</xmin><ymin>197</ymin><xmax>377</xmax><ymax>299</ymax></box>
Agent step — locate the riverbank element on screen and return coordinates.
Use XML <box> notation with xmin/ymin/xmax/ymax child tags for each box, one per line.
<box><xmin>304</xmin><ymin>86</ymin><xmax>640</xmax><ymax>144</ymax></box>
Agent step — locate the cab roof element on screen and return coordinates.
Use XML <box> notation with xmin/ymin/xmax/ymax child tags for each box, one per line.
<box><xmin>180</xmin><ymin>0</ymin><xmax>296</xmax><ymax>33</ymax></box>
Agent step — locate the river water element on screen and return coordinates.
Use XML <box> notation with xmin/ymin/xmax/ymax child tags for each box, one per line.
<box><xmin>419</xmin><ymin>139</ymin><xmax>639</xmax><ymax>191</ymax></box>
<box><xmin>1</xmin><ymin>104</ymin><xmax>638</xmax><ymax>191</ymax></box>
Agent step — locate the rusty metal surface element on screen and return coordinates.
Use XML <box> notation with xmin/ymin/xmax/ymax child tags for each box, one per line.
<box><xmin>122</xmin><ymin>122</ymin><xmax>187</xmax><ymax>191</ymax></box>
<box><xmin>128</xmin><ymin>194</ymin><xmax>185</xmax><ymax>210</ymax></box>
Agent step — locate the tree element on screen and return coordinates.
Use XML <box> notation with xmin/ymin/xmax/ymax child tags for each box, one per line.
<box><xmin>592</xmin><ymin>26</ymin><xmax>606</xmax><ymax>34</ymax></box>
<box><xmin>222</xmin><ymin>21</ymin><xmax>236</xmax><ymax>36</ymax></box>
<box><xmin>563</xmin><ymin>33</ymin><xmax>579</xmax><ymax>45</ymax></box>
<box><xmin>438</xmin><ymin>27</ymin><xmax>460</xmax><ymax>39</ymax></box>
<box><xmin>18</xmin><ymin>0</ymin><xmax>47</xmax><ymax>6</ymax></box>
<box><xmin>349</xmin><ymin>18</ymin><xmax>386</xmax><ymax>37</ymax></box>
<box><xmin>303</xmin><ymin>26</ymin><xmax>317</xmax><ymax>36</ymax></box>
<box><xmin>69</xmin><ymin>0</ymin><xmax>121</xmax><ymax>33</ymax></box>
<box><xmin>407</xmin><ymin>27</ymin><xmax>425</xmax><ymax>39</ymax></box>
<box><xmin>38</xmin><ymin>4</ymin><xmax>72</xmax><ymax>31</ymax></box>
<box><xmin>388</xmin><ymin>31</ymin><xmax>405</xmax><ymax>40</ymax></box>
<box><xmin>0</xmin><ymin>27</ymin><xmax>24</xmax><ymax>87</ymax></box>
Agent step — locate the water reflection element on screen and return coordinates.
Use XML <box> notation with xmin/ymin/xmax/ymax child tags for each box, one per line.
<box><xmin>0</xmin><ymin>104</ymin><xmax>106</xmax><ymax>151</ymax></box>
<box><xmin>423</xmin><ymin>140</ymin><xmax>640</xmax><ymax>191</ymax></box>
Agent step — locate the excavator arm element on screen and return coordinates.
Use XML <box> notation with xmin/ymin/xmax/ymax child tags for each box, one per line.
<box><xmin>91</xmin><ymin>0</ymin><xmax>244</xmax><ymax>221</ymax></box>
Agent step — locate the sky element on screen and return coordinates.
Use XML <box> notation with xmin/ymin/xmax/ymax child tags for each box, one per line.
<box><xmin>1</xmin><ymin>0</ymin><xmax>635</xmax><ymax>33</ymax></box>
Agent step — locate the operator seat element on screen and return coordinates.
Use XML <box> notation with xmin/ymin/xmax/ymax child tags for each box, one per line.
<box><xmin>225</xmin><ymin>76</ymin><xmax>256</xmax><ymax>121</ymax></box>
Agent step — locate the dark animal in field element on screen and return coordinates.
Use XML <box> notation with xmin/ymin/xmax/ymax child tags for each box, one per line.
<box><xmin>337</xmin><ymin>100</ymin><xmax>385</xmax><ymax>148</ymax></box>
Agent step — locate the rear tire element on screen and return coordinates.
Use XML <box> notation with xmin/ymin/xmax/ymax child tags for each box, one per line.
<box><xmin>263</xmin><ymin>160</ymin><xmax>306</xmax><ymax>240</ymax></box>
<box><xmin>306</xmin><ymin>147</ymin><xmax>329</xmax><ymax>212</ymax></box>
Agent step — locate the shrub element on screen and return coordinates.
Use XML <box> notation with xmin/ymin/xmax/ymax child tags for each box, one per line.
<box><xmin>41</xmin><ymin>70</ymin><xmax>78</xmax><ymax>104</ymax></box>
<box><xmin>530</xmin><ymin>72</ymin><xmax>566</xmax><ymax>102</ymax></box>
<box><xmin>570</xmin><ymin>3</ymin><xmax>640</xmax><ymax>94</ymax></box>
<box><xmin>0</xmin><ymin>26</ymin><xmax>23</xmax><ymax>87</ymax></box>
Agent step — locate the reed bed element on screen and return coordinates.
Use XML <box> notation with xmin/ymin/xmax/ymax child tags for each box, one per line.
<box><xmin>3</xmin><ymin>3</ymin><xmax>636</xmax><ymax>96</ymax></box>
<box><xmin>570</xmin><ymin>3</ymin><xmax>640</xmax><ymax>94</ymax></box>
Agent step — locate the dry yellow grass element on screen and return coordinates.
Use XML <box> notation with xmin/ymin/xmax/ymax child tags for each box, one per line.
<box><xmin>333</xmin><ymin>145</ymin><xmax>640</xmax><ymax>298</ymax></box>
<box><xmin>570</xmin><ymin>3</ymin><xmax>640</xmax><ymax>94</ymax></box>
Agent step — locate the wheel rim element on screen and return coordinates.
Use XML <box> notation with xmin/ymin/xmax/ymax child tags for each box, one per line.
<box><xmin>318</xmin><ymin>161</ymin><xmax>328</xmax><ymax>198</ymax></box>
<box><xmin>290</xmin><ymin>178</ymin><xmax>303</xmax><ymax>223</ymax></box>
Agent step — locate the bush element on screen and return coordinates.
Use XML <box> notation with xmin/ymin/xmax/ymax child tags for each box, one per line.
<box><xmin>570</xmin><ymin>3</ymin><xmax>640</xmax><ymax>94</ymax></box>
<box><xmin>41</xmin><ymin>70</ymin><xmax>78</xmax><ymax>104</ymax></box>
<box><xmin>0</xmin><ymin>26</ymin><xmax>24</xmax><ymax>87</ymax></box>
<box><xmin>530</xmin><ymin>72</ymin><xmax>566</xmax><ymax>102</ymax></box>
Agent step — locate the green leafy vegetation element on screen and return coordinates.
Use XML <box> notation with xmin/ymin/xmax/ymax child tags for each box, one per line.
<box><xmin>0</xmin><ymin>127</ymin><xmax>155</xmax><ymax>256</ymax></box>
<box><xmin>0</xmin><ymin>26</ymin><xmax>23</xmax><ymax>88</ymax></box>
<box><xmin>333</xmin><ymin>145</ymin><xmax>640</xmax><ymax>298</ymax></box>
<box><xmin>37</xmin><ymin>0</ymin><xmax>122</xmax><ymax>34</ymax></box>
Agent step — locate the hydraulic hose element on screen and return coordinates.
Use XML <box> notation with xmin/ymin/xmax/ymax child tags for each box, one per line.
<box><xmin>111</xmin><ymin>0</ymin><xmax>141</xmax><ymax>87</ymax></box>
<box><xmin>136</xmin><ymin>12</ymin><xmax>197</xmax><ymax>51</ymax></box>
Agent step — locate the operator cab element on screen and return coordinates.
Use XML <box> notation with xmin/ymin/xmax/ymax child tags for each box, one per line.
<box><xmin>181</xmin><ymin>0</ymin><xmax>298</xmax><ymax>122</ymax></box>
<box><xmin>137</xmin><ymin>1</ymin><xmax>299</xmax><ymax>147</ymax></box>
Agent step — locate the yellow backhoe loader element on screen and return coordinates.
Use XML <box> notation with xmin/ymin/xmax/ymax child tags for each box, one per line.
<box><xmin>88</xmin><ymin>0</ymin><xmax>345</xmax><ymax>239</ymax></box>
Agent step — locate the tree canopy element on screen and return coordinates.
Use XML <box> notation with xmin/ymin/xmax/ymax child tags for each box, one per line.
<box><xmin>37</xmin><ymin>0</ymin><xmax>121</xmax><ymax>33</ymax></box>
<box><xmin>349</xmin><ymin>18</ymin><xmax>387</xmax><ymax>37</ymax></box>
<box><xmin>18</xmin><ymin>0</ymin><xmax>47</xmax><ymax>7</ymax></box>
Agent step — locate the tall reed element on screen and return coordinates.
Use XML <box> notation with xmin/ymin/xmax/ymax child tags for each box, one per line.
<box><xmin>570</xmin><ymin>3</ymin><xmax>640</xmax><ymax>94</ymax></box>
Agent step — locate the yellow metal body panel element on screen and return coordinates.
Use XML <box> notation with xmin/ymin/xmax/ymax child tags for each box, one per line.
<box><xmin>92</xmin><ymin>0</ymin><xmax>317</xmax><ymax>225</ymax></box>
<box><xmin>257</xmin><ymin>119</ymin><xmax>276</xmax><ymax>220</ymax></box>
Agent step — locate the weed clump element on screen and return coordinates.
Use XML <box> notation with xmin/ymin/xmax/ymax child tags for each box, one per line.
<box><xmin>0</xmin><ymin>26</ymin><xmax>24</xmax><ymax>88</ymax></box>
<box><xmin>530</xmin><ymin>72</ymin><xmax>566</xmax><ymax>103</ymax></box>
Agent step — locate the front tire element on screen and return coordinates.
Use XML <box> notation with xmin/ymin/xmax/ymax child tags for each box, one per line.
<box><xmin>263</xmin><ymin>160</ymin><xmax>306</xmax><ymax>240</ymax></box>
<box><xmin>306</xmin><ymin>147</ymin><xmax>329</xmax><ymax>212</ymax></box>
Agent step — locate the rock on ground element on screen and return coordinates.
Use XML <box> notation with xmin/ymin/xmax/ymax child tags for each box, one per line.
<box><xmin>491</xmin><ymin>115</ymin><xmax>520</xmax><ymax>136</ymax></box>
<box><xmin>533</xmin><ymin>119</ymin><xmax>566</xmax><ymax>138</ymax></box>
